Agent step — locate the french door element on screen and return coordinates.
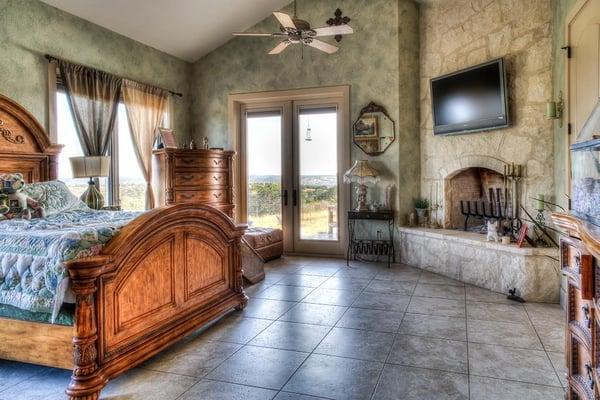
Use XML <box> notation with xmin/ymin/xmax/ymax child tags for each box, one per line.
<box><xmin>239</xmin><ymin>90</ymin><xmax>349</xmax><ymax>256</ymax></box>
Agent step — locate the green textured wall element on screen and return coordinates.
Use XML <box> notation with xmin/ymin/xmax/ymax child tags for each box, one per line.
<box><xmin>0</xmin><ymin>0</ymin><xmax>191</xmax><ymax>141</ymax></box>
<box><xmin>191</xmin><ymin>0</ymin><xmax>420</xmax><ymax>221</ymax></box>
<box><xmin>552</xmin><ymin>0</ymin><xmax>578</xmax><ymax>209</ymax></box>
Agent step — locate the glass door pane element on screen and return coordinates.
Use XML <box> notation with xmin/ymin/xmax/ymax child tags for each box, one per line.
<box><xmin>246</xmin><ymin>112</ymin><xmax>283</xmax><ymax>230</ymax></box>
<box><xmin>298</xmin><ymin>107</ymin><xmax>338</xmax><ymax>241</ymax></box>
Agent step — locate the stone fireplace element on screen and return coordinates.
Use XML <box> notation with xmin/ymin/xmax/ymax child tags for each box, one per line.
<box><xmin>399</xmin><ymin>156</ymin><xmax>559</xmax><ymax>303</ymax></box>
<box><xmin>444</xmin><ymin>167</ymin><xmax>504</xmax><ymax>230</ymax></box>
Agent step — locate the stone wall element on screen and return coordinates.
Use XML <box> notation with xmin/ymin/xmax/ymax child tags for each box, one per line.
<box><xmin>419</xmin><ymin>0</ymin><xmax>554</xmax><ymax>218</ymax></box>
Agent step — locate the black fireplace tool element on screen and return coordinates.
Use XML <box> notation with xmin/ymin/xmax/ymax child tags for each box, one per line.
<box><xmin>507</xmin><ymin>288</ymin><xmax>525</xmax><ymax>303</ymax></box>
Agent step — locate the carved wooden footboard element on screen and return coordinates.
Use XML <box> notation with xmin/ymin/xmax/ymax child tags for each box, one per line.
<box><xmin>65</xmin><ymin>204</ymin><xmax>247</xmax><ymax>400</ymax></box>
<box><xmin>0</xmin><ymin>95</ymin><xmax>248</xmax><ymax>399</ymax></box>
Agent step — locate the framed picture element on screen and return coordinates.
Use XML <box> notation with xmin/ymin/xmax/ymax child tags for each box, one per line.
<box><xmin>354</xmin><ymin>116</ymin><xmax>378</xmax><ymax>139</ymax></box>
<box><xmin>158</xmin><ymin>128</ymin><xmax>177</xmax><ymax>149</ymax></box>
<box><xmin>516</xmin><ymin>224</ymin><xmax>529</xmax><ymax>248</ymax></box>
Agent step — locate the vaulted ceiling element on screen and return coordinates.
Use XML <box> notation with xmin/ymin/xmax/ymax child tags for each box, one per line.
<box><xmin>40</xmin><ymin>0</ymin><xmax>292</xmax><ymax>62</ymax></box>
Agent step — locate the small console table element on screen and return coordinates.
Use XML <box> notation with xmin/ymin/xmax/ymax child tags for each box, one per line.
<box><xmin>347</xmin><ymin>210</ymin><xmax>395</xmax><ymax>268</ymax></box>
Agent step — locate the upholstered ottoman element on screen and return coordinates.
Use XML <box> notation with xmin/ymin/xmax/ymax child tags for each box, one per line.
<box><xmin>244</xmin><ymin>228</ymin><xmax>284</xmax><ymax>261</ymax></box>
<box><xmin>241</xmin><ymin>228</ymin><xmax>283</xmax><ymax>283</ymax></box>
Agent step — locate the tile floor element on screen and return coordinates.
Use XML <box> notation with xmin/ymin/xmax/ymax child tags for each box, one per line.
<box><xmin>0</xmin><ymin>257</ymin><xmax>566</xmax><ymax>400</ymax></box>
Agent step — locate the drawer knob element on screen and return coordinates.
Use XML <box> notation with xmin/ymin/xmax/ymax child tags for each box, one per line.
<box><xmin>182</xmin><ymin>158</ymin><xmax>195</xmax><ymax>164</ymax></box>
<box><xmin>213</xmin><ymin>193</ymin><xmax>222</xmax><ymax>199</ymax></box>
<box><xmin>213</xmin><ymin>159</ymin><xmax>222</xmax><ymax>166</ymax></box>
<box><xmin>213</xmin><ymin>175</ymin><xmax>221</xmax><ymax>181</ymax></box>
<box><xmin>182</xmin><ymin>175</ymin><xmax>193</xmax><ymax>181</ymax></box>
<box><xmin>181</xmin><ymin>194</ymin><xmax>193</xmax><ymax>199</ymax></box>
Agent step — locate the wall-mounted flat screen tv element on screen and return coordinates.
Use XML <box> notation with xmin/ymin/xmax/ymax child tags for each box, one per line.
<box><xmin>431</xmin><ymin>58</ymin><xmax>509</xmax><ymax>135</ymax></box>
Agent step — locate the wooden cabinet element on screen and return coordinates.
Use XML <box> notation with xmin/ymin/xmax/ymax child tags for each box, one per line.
<box><xmin>553</xmin><ymin>213</ymin><xmax>600</xmax><ymax>400</ymax></box>
<box><xmin>152</xmin><ymin>148</ymin><xmax>235</xmax><ymax>217</ymax></box>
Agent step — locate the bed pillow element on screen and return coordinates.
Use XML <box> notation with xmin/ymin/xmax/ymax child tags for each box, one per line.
<box><xmin>22</xmin><ymin>180</ymin><xmax>90</xmax><ymax>216</ymax></box>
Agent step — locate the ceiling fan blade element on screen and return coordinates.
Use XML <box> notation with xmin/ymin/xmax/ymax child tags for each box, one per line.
<box><xmin>306</xmin><ymin>39</ymin><xmax>338</xmax><ymax>54</ymax></box>
<box><xmin>232</xmin><ymin>32</ymin><xmax>287</xmax><ymax>37</ymax></box>
<box><xmin>314</xmin><ymin>25</ymin><xmax>354</xmax><ymax>37</ymax></box>
<box><xmin>269</xmin><ymin>40</ymin><xmax>292</xmax><ymax>55</ymax></box>
<box><xmin>273</xmin><ymin>11</ymin><xmax>296</xmax><ymax>29</ymax></box>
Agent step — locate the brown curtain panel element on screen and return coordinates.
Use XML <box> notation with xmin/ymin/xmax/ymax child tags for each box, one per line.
<box><xmin>58</xmin><ymin>61</ymin><xmax>122</xmax><ymax>156</ymax></box>
<box><xmin>122</xmin><ymin>80</ymin><xmax>168</xmax><ymax>210</ymax></box>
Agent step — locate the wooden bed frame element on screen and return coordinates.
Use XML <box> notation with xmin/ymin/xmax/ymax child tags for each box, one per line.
<box><xmin>0</xmin><ymin>94</ymin><xmax>248</xmax><ymax>399</ymax></box>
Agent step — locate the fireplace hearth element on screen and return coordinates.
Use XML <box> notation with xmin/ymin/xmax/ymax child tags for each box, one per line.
<box><xmin>444</xmin><ymin>167</ymin><xmax>505</xmax><ymax>230</ymax></box>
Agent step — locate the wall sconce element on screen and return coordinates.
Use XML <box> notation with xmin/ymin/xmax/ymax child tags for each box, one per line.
<box><xmin>546</xmin><ymin>91</ymin><xmax>564</xmax><ymax>128</ymax></box>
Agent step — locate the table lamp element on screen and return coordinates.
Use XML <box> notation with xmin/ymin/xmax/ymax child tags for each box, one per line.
<box><xmin>343</xmin><ymin>160</ymin><xmax>380</xmax><ymax>211</ymax></box>
<box><xmin>70</xmin><ymin>156</ymin><xmax>110</xmax><ymax>209</ymax></box>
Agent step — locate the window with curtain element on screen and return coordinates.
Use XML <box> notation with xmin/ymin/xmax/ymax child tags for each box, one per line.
<box><xmin>56</xmin><ymin>90</ymin><xmax>169</xmax><ymax>211</ymax></box>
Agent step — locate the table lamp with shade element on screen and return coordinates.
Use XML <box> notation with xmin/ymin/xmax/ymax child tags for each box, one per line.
<box><xmin>69</xmin><ymin>156</ymin><xmax>110</xmax><ymax>209</ymax></box>
<box><xmin>343</xmin><ymin>160</ymin><xmax>380</xmax><ymax>211</ymax></box>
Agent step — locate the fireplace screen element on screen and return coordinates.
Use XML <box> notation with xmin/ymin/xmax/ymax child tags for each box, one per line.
<box><xmin>445</xmin><ymin>167</ymin><xmax>505</xmax><ymax>230</ymax></box>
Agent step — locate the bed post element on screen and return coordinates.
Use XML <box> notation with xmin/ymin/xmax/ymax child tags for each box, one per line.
<box><xmin>66</xmin><ymin>259</ymin><xmax>106</xmax><ymax>400</ymax></box>
<box><xmin>234</xmin><ymin>239</ymin><xmax>249</xmax><ymax>311</ymax></box>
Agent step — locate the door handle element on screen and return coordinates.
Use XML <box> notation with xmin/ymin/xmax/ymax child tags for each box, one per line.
<box><xmin>293</xmin><ymin>189</ymin><xmax>298</xmax><ymax>207</ymax></box>
<box><xmin>283</xmin><ymin>189</ymin><xmax>288</xmax><ymax>206</ymax></box>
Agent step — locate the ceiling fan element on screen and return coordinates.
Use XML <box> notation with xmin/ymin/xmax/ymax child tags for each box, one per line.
<box><xmin>232</xmin><ymin>1</ymin><xmax>354</xmax><ymax>55</ymax></box>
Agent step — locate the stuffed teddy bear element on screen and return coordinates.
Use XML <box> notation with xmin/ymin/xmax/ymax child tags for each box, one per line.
<box><xmin>0</xmin><ymin>173</ymin><xmax>45</xmax><ymax>220</ymax></box>
<box><xmin>0</xmin><ymin>193</ymin><xmax>8</xmax><ymax>218</ymax></box>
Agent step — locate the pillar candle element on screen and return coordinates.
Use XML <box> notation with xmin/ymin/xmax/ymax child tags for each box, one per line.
<box><xmin>536</xmin><ymin>194</ymin><xmax>545</xmax><ymax>210</ymax></box>
<box><xmin>546</xmin><ymin>101</ymin><xmax>557</xmax><ymax>119</ymax></box>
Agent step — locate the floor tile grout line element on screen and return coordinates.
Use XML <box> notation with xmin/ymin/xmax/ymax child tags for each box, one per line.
<box><xmin>273</xmin><ymin>261</ymin><xmax>383</xmax><ymax>398</ymax></box>
<box><xmin>463</xmin><ymin>285</ymin><xmax>471</xmax><ymax>400</ymax></box>
<box><xmin>521</xmin><ymin>301</ymin><xmax>565</xmax><ymax>388</ymax></box>
<box><xmin>173</xmin><ymin>296</ymin><xmax>286</xmax><ymax>400</ymax></box>
<box><xmin>368</xmin><ymin>270</ymin><xmax>424</xmax><ymax>400</ymax></box>
<box><xmin>467</xmin><ymin>371</ymin><xmax>565</xmax><ymax>389</ymax></box>
<box><xmin>271</xmin><ymin>271</ymin><xmax>352</xmax><ymax>396</ymax></box>
<box><xmin>0</xmin><ymin>367</ymin><xmax>53</xmax><ymax>395</ymax></box>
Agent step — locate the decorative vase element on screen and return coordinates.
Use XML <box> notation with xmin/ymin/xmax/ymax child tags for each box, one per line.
<box><xmin>415</xmin><ymin>208</ymin><xmax>428</xmax><ymax>226</ymax></box>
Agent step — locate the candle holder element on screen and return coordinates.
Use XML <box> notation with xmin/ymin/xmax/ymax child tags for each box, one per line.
<box><xmin>533</xmin><ymin>208</ymin><xmax>549</xmax><ymax>246</ymax></box>
<box><xmin>502</xmin><ymin>162</ymin><xmax>524</xmax><ymax>238</ymax></box>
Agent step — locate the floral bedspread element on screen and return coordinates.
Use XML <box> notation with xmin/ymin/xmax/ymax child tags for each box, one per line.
<box><xmin>0</xmin><ymin>209</ymin><xmax>140</xmax><ymax>322</ymax></box>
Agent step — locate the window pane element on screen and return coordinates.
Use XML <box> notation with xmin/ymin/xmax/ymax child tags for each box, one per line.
<box><xmin>56</xmin><ymin>92</ymin><xmax>107</xmax><ymax>198</ymax></box>
<box><xmin>117</xmin><ymin>104</ymin><xmax>146</xmax><ymax>211</ymax></box>
<box><xmin>246</xmin><ymin>113</ymin><xmax>282</xmax><ymax>230</ymax></box>
<box><xmin>298</xmin><ymin>109</ymin><xmax>338</xmax><ymax>241</ymax></box>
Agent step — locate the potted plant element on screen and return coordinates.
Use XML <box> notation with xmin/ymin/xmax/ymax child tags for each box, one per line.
<box><xmin>414</xmin><ymin>197</ymin><xmax>429</xmax><ymax>225</ymax></box>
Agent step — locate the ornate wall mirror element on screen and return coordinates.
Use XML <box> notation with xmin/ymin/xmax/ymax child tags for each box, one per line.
<box><xmin>353</xmin><ymin>102</ymin><xmax>396</xmax><ymax>156</ymax></box>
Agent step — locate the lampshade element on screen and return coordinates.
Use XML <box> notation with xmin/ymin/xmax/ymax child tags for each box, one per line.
<box><xmin>343</xmin><ymin>160</ymin><xmax>380</xmax><ymax>184</ymax></box>
<box><xmin>70</xmin><ymin>156</ymin><xmax>110</xmax><ymax>178</ymax></box>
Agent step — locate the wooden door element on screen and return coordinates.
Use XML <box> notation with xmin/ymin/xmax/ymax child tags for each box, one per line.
<box><xmin>566</xmin><ymin>0</ymin><xmax>600</xmax><ymax>192</ymax></box>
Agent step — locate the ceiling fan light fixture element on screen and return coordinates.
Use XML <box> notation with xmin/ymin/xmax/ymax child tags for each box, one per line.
<box><xmin>231</xmin><ymin>2</ymin><xmax>353</xmax><ymax>55</ymax></box>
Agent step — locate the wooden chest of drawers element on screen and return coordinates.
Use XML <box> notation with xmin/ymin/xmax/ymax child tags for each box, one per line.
<box><xmin>553</xmin><ymin>213</ymin><xmax>600</xmax><ymax>400</ymax></box>
<box><xmin>152</xmin><ymin>148</ymin><xmax>235</xmax><ymax>217</ymax></box>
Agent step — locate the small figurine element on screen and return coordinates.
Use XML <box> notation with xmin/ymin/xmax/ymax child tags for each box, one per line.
<box><xmin>189</xmin><ymin>139</ymin><xmax>197</xmax><ymax>150</ymax></box>
<box><xmin>203</xmin><ymin>136</ymin><xmax>209</xmax><ymax>150</ymax></box>
<box><xmin>486</xmin><ymin>220</ymin><xmax>500</xmax><ymax>242</ymax></box>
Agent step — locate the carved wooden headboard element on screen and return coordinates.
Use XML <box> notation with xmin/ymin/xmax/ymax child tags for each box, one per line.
<box><xmin>0</xmin><ymin>94</ymin><xmax>62</xmax><ymax>183</ymax></box>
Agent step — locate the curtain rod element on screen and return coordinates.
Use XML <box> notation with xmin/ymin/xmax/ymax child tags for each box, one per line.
<box><xmin>44</xmin><ymin>54</ymin><xmax>183</xmax><ymax>98</ymax></box>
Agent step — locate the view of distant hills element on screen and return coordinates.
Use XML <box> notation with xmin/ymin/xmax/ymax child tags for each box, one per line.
<box><xmin>249</xmin><ymin>175</ymin><xmax>337</xmax><ymax>187</ymax></box>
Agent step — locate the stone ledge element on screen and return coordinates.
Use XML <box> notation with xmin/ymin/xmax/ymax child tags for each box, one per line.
<box><xmin>399</xmin><ymin>227</ymin><xmax>560</xmax><ymax>303</ymax></box>
<box><xmin>398</xmin><ymin>227</ymin><xmax>558</xmax><ymax>257</ymax></box>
